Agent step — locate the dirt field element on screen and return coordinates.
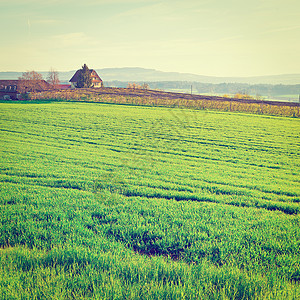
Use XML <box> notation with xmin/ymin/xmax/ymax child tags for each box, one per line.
<box><xmin>84</xmin><ymin>87</ymin><xmax>299</xmax><ymax>107</ymax></box>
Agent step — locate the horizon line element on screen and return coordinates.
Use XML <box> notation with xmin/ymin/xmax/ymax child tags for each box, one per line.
<box><xmin>0</xmin><ymin>67</ymin><xmax>300</xmax><ymax>79</ymax></box>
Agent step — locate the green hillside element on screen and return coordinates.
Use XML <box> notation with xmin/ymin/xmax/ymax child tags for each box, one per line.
<box><xmin>0</xmin><ymin>102</ymin><xmax>299</xmax><ymax>299</ymax></box>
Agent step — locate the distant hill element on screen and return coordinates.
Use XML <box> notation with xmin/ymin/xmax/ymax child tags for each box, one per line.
<box><xmin>0</xmin><ymin>71</ymin><xmax>75</xmax><ymax>82</ymax></box>
<box><xmin>1</xmin><ymin>67</ymin><xmax>300</xmax><ymax>85</ymax></box>
<box><xmin>96</xmin><ymin>68</ymin><xmax>300</xmax><ymax>85</ymax></box>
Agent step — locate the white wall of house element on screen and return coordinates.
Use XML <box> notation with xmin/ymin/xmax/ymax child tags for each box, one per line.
<box><xmin>93</xmin><ymin>82</ymin><xmax>102</xmax><ymax>87</ymax></box>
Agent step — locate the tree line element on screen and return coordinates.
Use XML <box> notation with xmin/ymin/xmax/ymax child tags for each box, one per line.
<box><xmin>106</xmin><ymin>81</ymin><xmax>300</xmax><ymax>99</ymax></box>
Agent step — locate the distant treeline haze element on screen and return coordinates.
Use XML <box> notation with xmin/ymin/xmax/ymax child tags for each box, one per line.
<box><xmin>106</xmin><ymin>81</ymin><xmax>300</xmax><ymax>99</ymax></box>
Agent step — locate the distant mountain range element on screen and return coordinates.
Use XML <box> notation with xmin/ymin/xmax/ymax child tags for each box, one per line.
<box><xmin>1</xmin><ymin>67</ymin><xmax>300</xmax><ymax>85</ymax></box>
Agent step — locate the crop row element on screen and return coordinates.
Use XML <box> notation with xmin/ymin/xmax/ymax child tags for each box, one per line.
<box><xmin>1</xmin><ymin>181</ymin><xmax>300</xmax><ymax>281</ymax></box>
<box><xmin>1</xmin><ymin>102</ymin><xmax>299</xmax><ymax>298</ymax></box>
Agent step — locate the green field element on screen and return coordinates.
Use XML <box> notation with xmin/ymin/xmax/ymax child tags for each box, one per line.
<box><xmin>0</xmin><ymin>102</ymin><xmax>299</xmax><ymax>299</ymax></box>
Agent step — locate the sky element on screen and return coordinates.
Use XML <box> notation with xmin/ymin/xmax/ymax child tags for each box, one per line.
<box><xmin>0</xmin><ymin>0</ymin><xmax>300</xmax><ymax>77</ymax></box>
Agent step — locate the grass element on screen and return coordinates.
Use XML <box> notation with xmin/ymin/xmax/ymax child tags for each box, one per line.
<box><xmin>0</xmin><ymin>101</ymin><xmax>299</xmax><ymax>299</ymax></box>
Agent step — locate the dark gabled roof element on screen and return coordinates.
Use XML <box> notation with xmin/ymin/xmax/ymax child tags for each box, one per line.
<box><xmin>69</xmin><ymin>69</ymin><xmax>102</xmax><ymax>82</ymax></box>
<box><xmin>69</xmin><ymin>70</ymin><xmax>81</xmax><ymax>82</ymax></box>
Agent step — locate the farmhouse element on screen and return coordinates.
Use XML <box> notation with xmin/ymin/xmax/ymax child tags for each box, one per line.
<box><xmin>0</xmin><ymin>80</ymin><xmax>51</xmax><ymax>100</ymax></box>
<box><xmin>69</xmin><ymin>69</ymin><xmax>103</xmax><ymax>88</ymax></box>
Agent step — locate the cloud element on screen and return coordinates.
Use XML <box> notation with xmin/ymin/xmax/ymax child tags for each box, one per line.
<box><xmin>0</xmin><ymin>0</ymin><xmax>154</xmax><ymax>6</ymax></box>
<box><xmin>109</xmin><ymin>0</ymin><xmax>200</xmax><ymax>19</ymax></box>
<box><xmin>31</xmin><ymin>19</ymin><xmax>61</xmax><ymax>25</ymax></box>
<box><xmin>49</xmin><ymin>32</ymin><xmax>94</xmax><ymax>47</ymax></box>
<box><xmin>84</xmin><ymin>0</ymin><xmax>153</xmax><ymax>4</ymax></box>
<box><xmin>260</xmin><ymin>25</ymin><xmax>300</xmax><ymax>35</ymax></box>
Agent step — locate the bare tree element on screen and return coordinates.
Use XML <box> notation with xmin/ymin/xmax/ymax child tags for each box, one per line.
<box><xmin>47</xmin><ymin>68</ymin><xmax>60</xmax><ymax>89</ymax></box>
<box><xmin>142</xmin><ymin>83</ymin><xmax>149</xmax><ymax>90</ymax></box>
<box><xmin>127</xmin><ymin>82</ymin><xmax>149</xmax><ymax>90</ymax></box>
<box><xmin>18</xmin><ymin>71</ymin><xmax>47</xmax><ymax>93</ymax></box>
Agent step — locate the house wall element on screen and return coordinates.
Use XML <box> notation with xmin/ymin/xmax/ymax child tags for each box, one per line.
<box><xmin>0</xmin><ymin>91</ymin><xmax>20</xmax><ymax>100</ymax></box>
<box><xmin>0</xmin><ymin>84</ymin><xmax>20</xmax><ymax>99</ymax></box>
<box><xmin>93</xmin><ymin>81</ymin><xmax>103</xmax><ymax>88</ymax></box>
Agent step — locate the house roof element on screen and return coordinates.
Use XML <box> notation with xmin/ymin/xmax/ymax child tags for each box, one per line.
<box><xmin>69</xmin><ymin>70</ymin><xmax>81</xmax><ymax>82</ymax></box>
<box><xmin>0</xmin><ymin>79</ymin><xmax>51</xmax><ymax>92</ymax></box>
<box><xmin>69</xmin><ymin>69</ymin><xmax>102</xmax><ymax>82</ymax></box>
<box><xmin>0</xmin><ymin>80</ymin><xmax>19</xmax><ymax>87</ymax></box>
<box><xmin>58</xmin><ymin>84</ymin><xmax>71</xmax><ymax>89</ymax></box>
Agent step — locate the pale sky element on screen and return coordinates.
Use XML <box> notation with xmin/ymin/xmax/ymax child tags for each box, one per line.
<box><xmin>0</xmin><ymin>0</ymin><xmax>299</xmax><ymax>76</ymax></box>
